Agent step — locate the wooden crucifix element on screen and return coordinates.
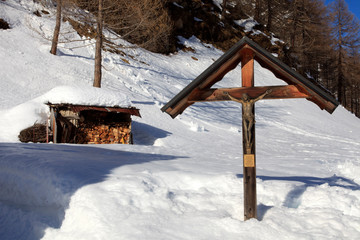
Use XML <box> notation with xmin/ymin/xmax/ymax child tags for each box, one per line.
<box><xmin>161</xmin><ymin>37</ymin><xmax>339</xmax><ymax>221</ymax></box>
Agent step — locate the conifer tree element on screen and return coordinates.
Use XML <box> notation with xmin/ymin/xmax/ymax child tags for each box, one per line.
<box><xmin>329</xmin><ymin>0</ymin><xmax>360</xmax><ymax>104</ymax></box>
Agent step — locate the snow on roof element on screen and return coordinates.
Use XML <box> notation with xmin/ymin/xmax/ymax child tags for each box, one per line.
<box><xmin>40</xmin><ymin>85</ymin><xmax>132</xmax><ymax>107</ymax></box>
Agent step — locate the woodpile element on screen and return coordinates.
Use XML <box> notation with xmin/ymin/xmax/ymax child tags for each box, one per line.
<box><xmin>45</xmin><ymin>103</ymin><xmax>140</xmax><ymax>145</ymax></box>
<box><xmin>76</xmin><ymin>123</ymin><xmax>132</xmax><ymax>144</ymax></box>
<box><xmin>18</xmin><ymin>123</ymin><xmax>48</xmax><ymax>143</ymax></box>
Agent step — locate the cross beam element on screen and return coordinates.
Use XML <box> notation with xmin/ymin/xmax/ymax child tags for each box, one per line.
<box><xmin>188</xmin><ymin>85</ymin><xmax>310</xmax><ymax>102</ymax></box>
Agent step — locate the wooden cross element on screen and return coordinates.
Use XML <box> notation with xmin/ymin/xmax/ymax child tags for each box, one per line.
<box><xmin>188</xmin><ymin>48</ymin><xmax>312</xmax><ymax>220</ymax></box>
<box><xmin>161</xmin><ymin>37</ymin><xmax>338</xmax><ymax>221</ymax></box>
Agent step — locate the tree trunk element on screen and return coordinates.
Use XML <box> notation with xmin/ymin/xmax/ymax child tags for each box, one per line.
<box><xmin>350</xmin><ymin>85</ymin><xmax>354</xmax><ymax>112</ymax></box>
<box><xmin>50</xmin><ymin>0</ymin><xmax>62</xmax><ymax>55</ymax></box>
<box><xmin>356</xmin><ymin>88</ymin><xmax>359</xmax><ymax>117</ymax></box>
<box><xmin>221</xmin><ymin>0</ymin><xmax>227</xmax><ymax>20</ymax></box>
<box><xmin>291</xmin><ymin>0</ymin><xmax>298</xmax><ymax>48</ymax></box>
<box><xmin>266</xmin><ymin>0</ymin><xmax>272</xmax><ymax>31</ymax></box>
<box><xmin>254</xmin><ymin>0</ymin><xmax>261</xmax><ymax>23</ymax></box>
<box><xmin>93</xmin><ymin>0</ymin><xmax>103</xmax><ymax>88</ymax></box>
<box><xmin>337</xmin><ymin>46</ymin><xmax>343</xmax><ymax>104</ymax></box>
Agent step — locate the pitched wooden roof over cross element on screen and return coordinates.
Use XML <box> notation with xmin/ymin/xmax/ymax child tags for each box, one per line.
<box><xmin>161</xmin><ymin>36</ymin><xmax>338</xmax><ymax>118</ymax></box>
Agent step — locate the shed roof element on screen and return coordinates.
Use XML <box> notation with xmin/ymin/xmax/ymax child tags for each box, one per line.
<box><xmin>47</xmin><ymin>103</ymin><xmax>141</xmax><ymax>117</ymax></box>
<box><xmin>161</xmin><ymin>36</ymin><xmax>339</xmax><ymax>118</ymax></box>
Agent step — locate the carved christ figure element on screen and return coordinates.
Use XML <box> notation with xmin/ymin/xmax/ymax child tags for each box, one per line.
<box><xmin>225</xmin><ymin>89</ymin><xmax>272</xmax><ymax>153</ymax></box>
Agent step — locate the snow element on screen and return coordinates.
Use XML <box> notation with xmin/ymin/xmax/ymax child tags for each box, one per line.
<box><xmin>212</xmin><ymin>0</ymin><xmax>223</xmax><ymax>10</ymax></box>
<box><xmin>234</xmin><ymin>18</ymin><xmax>259</xmax><ymax>32</ymax></box>
<box><xmin>42</xmin><ymin>85</ymin><xmax>131</xmax><ymax>106</ymax></box>
<box><xmin>172</xmin><ymin>2</ymin><xmax>184</xmax><ymax>9</ymax></box>
<box><xmin>234</xmin><ymin>18</ymin><xmax>284</xmax><ymax>46</ymax></box>
<box><xmin>1</xmin><ymin>1</ymin><xmax>360</xmax><ymax>240</ymax></box>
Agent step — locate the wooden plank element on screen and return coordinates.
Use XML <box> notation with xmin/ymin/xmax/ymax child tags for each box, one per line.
<box><xmin>188</xmin><ymin>85</ymin><xmax>310</xmax><ymax>102</ymax></box>
<box><xmin>167</xmin><ymin>98</ymin><xmax>194</xmax><ymax>118</ymax></box>
<box><xmin>198</xmin><ymin>51</ymin><xmax>243</xmax><ymax>90</ymax></box>
<box><xmin>241</xmin><ymin>48</ymin><xmax>255</xmax><ymax>88</ymax></box>
<box><xmin>245</xmin><ymin>45</ymin><xmax>337</xmax><ymax>113</ymax></box>
<box><xmin>242</xmin><ymin>107</ymin><xmax>257</xmax><ymax>220</ymax></box>
<box><xmin>243</xmin><ymin>165</ymin><xmax>257</xmax><ymax>220</ymax></box>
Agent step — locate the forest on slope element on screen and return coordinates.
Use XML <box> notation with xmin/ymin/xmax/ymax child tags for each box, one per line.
<box><xmin>4</xmin><ymin>0</ymin><xmax>359</xmax><ymax>117</ymax></box>
<box><xmin>170</xmin><ymin>0</ymin><xmax>360</xmax><ymax>118</ymax></box>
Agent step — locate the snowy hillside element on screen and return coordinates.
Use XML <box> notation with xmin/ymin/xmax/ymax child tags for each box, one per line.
<box><xmin>1</xmin><ymin>1</ymin><xmax>360</xmax><ymax>240</ymax></box>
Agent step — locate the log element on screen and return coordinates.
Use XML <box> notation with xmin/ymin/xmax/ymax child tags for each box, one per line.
<box><xmin>75</xmin><ymin>122</ymin><xmax>132</xmax><ymax>144</ymax></box>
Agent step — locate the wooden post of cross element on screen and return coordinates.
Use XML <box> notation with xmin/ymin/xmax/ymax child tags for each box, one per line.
<box><xmin>225</xmin><ymin>48</ymin><xmax>274</xmax><ymax>219</ymax></box>
<box><xmin>241</xmin><ymin>48</ymin><xmax>257</xmax><ymax>220</ymax></box>
<box><xmin>229</xmin><ymin>48</ymin><xmax>272</xmax><ymax>219</ymax></box>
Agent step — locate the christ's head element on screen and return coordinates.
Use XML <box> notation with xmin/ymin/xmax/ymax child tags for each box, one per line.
<box><xmin>242</xmin><ymin>93</ymin><xmax>249</xmax><ymax>101</ymax></box>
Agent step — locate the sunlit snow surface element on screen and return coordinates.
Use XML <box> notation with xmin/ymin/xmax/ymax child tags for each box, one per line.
<box><xmin>1</xmin><ymin>1</ymin><xmax>360</xmax><ymax>240</ymax></box>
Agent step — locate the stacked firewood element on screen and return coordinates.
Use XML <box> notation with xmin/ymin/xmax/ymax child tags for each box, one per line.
<box><xmin>76</xmin><ymin>123</ymin><xmax>132</xmax><ymax>144</ymax></box>
<box><xmin>18</xmin><ymin>123</ymin><xmax>48</xmax><ymax>143</ymax></box>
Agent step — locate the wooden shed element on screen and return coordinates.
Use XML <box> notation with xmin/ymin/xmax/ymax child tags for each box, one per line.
<box><xmin>47</xmin><ymin>103</ymin><xmax>141</xmax><ymax>144</ymax></box>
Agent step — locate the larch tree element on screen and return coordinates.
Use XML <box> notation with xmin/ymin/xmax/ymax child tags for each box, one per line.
<box><xmin>254</xmin><ymin>0</ymin><xmax>261</xmax><ymax>22</ymax></box>
<box><xmin>329</xmin><ymin>0</ymin><xmax>360</xmax><ymax>104</ymax></box>
<box><xmin>344</xmin><ymin>39</ymin><xmax>360</xmax><ymax>114</ymax></box>
<box><xmin>73</xmin><ymin>0</ymin><xmax>172</xmax><ymax>88</ymax></box>
<box><xmin>50</xmin><ymin>0</ymin><xmax>63</xmax><ymax>55</ymax></box>
<box><xmin>282</xmin><ymin>0</ymin><xmax>332</xmax><ymax>78</ymax></box>
<box><xmin>266</xmin><ymin>0</ymin><xmax>272</xmax><ymax>31</ymax></box>
<box><xmin>93</xmin><ymin>0</ymin><xmax>103</xmax><ymax>88</ymax></box>
<box><xmin>221</xmin><ymin>0</ymin><xmax>228</xmax><ymax>20</ymax></box>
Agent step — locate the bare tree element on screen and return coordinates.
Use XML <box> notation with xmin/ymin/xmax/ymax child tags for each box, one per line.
<box><xmin>266</xmin><ymin>0</ymin><xmax>272</xmax><ymax>31</ymax></box>
<box><xmin>72</xmin><ymin>0</ymin><xmax>172</xmax><ymax>88</ymax></box>
<box><xmin>221</xmin><ymin>0</ymin><xmax>228</xmax><ymax>20</ymax></box>
<box><xmin>93</xmin><ymin>0</ymin><xmax>103</xmax><ymax>88</ymax></box>
<box><xmin>105</xmin><ymin>0</ymin><xmax>173</xmax><ymax>53</ymax></box>
<box><xmin>50</xmin><ymin>0</ymin><xmax>62</xmax><ymax>55</ymax></box>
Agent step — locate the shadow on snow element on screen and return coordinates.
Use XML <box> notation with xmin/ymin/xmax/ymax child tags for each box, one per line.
<box><xmin>236</xmin><ymin>174</ymin><xmax>360</xmax><ymax>220</ymax></box>
<box><xmin>0</xmin><ymin>143</ymin><xmax>185</xmax><ymax>240</ymax></box>
<box><xmin>132</xmin><ymin>121</ymin><xmax>172</xmax><ymax>146</ymax></box>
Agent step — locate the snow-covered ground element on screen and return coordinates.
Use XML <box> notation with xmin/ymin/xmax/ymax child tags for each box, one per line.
<box><xmin>1</xmin><ymin>1</ymin><xmax>360</xmax><ymax>239</ymax></box>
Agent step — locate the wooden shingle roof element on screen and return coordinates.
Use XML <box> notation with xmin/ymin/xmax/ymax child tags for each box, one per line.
<box><xmin>161</xmin><ymin>37</ymin><xmax>338</xmax><ymax>118</ymax></box>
